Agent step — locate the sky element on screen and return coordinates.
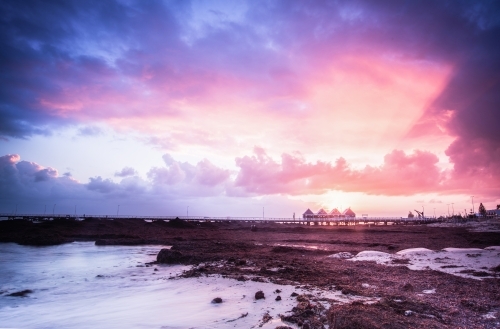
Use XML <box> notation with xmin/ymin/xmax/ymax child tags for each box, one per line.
<box><xmin>1</xmin><ymin>0</ymin><xmax>499</xmax><ymax>217</ymax></box>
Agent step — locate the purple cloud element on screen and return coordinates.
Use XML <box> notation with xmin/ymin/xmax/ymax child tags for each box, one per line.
<box><xmin>114</xmin><ymin>167</ymin><xmax>137</xmax><ymax>177</ymax></box>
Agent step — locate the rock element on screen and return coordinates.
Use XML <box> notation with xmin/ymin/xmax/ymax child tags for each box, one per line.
<box><xmin>154</xmin><ymin>268</ymin><xmax>158</xmax><ymax>271</ymax></box>
<box><xmin>275</xmin><ymin>289</ymin><xmax>281</xmax><ymax>293</ymax></box>
<box><xmin>275</xmin><ymin>326</ymin><xmax>292</xmax><ymax>329</ymax></box>
<box><xmin>167</xmin><ymin>218</ymin><xmax>194</xmax><ymax>228</ymax></box>
<box><xmin>19</xmin><ymin>235</ymin><xmax>71</xmax><ymax>246</ymax></box>
<box><xmin>211</xmin><ymin>297</ymin><xmax>223</xmax><ymax>304</ymax></box>
<box><xmin>275</xmin><ymin>295</ymin><xmax>282</xmax><ymax>301</ymax></box>
<box><xmin>402</xmin><ymin>282</ymin><xmax>414</xmax><ymax>292</ymax></box>
<box><xmin>157</xmin><ymin>249</ymin><xmax>183</xmax><ymax>264</ymax></box>
<box><xmin>261</xmin><ymin>312</ymin><xmax>272</xmax><ymax>324</ymax></box>
<box><xmin>95</xmin><ymin>238</ymin><xmax>146</xmax><ymax>245</ymax></box>
<box><xmin>296</xmin><ymin>294</ymin><xmax>308</xmax><ymax>302</ymax></box>
<box><xmin>255</xmin><ymin>290</ymin><xmax>265</xmax><ymax>300</ymax></box>
<box><xmin>237</xmin><ymin>275</ymin><xmax>246</xmax><ymax>281</ymax></box>
<box><xmin>7</xmin><ymin>289</ymin><xmax>33</xmax><ymax>297</ymax></box>
<box><xmin>290</xmin><ymin>292</ymin><xmax>298</xmax><ymax>297</ymax></box>
<box><xmin>251</xmin><ymin>277</ymin><xmax>266</xmax><ymax>282</ymax></box>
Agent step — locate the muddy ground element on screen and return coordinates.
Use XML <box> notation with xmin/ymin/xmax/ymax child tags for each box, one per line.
<box><xmin>1</xmin><ymin>218</ymin><xmax>499</xmax><ymax>328</ymax></box>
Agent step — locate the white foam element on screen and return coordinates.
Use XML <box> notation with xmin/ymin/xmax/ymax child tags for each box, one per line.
<box><xmin>442</xmin><ymin>247</ymin><xmax>484</xmax><ymax>253</ymax></box>
<box><xmin>348</xmin><ymin>246</ymin><xmax>500</xmax><ymax>280</ymax></box>
<box><xmin>0</xmin><ymin>242</ymin><xmax>377</xmax><ymax>329</ymax></box>
<box><xmin>483</xmin><ymin>311</ymin><xmax>497</xmax><ymax>319</ymax></box>
<box><xmin>396</xmin><ymin>248</ymin><xmax>434</xmax><ymax>255</ymax></box>
<box><xmin>327</xmin><ymin>252</ymin><xmax>354</xmax><ymax>259</ymax></box>
<box><xmin>348</xmin><ymin>251</ymin><xmax>394</xmax><ymax>265</ymax></box>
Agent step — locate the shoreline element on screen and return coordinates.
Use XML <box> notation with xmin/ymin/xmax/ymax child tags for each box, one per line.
<box><xmin>1</xmin><ymin>218</ymin><xmax>499</xmax><ymax>328</ymax></box>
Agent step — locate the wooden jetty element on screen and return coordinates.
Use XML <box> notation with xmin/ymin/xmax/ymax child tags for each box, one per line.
<box><xmin>0</xmin><ymin>213</ymin><xmax>444</xmax><ymax>226</ymax></box>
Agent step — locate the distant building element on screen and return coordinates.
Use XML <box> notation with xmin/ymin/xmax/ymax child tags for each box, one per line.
<box><xmin>302</xmin><ymin>207</ymin><xmax>356</xmax><ymax>219</ymax></box>
<box><xmin>486</xmin><ymin>208</ymin><xmax>500</xmax><ymax>218</ymax></box>
<box><xmin>316</xmin><ymin>209</ymin><xmax>328</xmax><ymax>218</ymax></box>
<box><xmin>342</xmin><ymin>208</ymin><xmax>356</xmax><ymax>217</ymax></box>
<box><xmin>329</xmin><ymin>208</ymin><xmax>341</xmax><ymax>217</ymax></box>
<box><xmin>302</xmin><ymin>208</ymin><xmax>314</xmax><ymax>219</ymax></box>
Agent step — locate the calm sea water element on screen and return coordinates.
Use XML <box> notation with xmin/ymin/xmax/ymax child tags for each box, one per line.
<box><xmin>0</xmin><ymin>242</ymin><xmax>308</xmax><ymax>328</ymax></box>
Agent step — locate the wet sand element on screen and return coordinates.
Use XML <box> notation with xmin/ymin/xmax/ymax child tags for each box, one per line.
<box><xmin>1</xmin><ymin>218</ymin><xmax>499</xmax><ymax>328</ymax></box>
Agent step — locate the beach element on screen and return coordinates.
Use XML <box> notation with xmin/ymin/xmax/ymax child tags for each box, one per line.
<box><xmin>1</xmin><ymin>218</ymin><xmax>499</xmax><ymax>328</ymax></box>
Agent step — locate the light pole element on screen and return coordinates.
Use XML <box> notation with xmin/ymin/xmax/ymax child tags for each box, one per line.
<box><xmin>53</xmin><ymin>204</ymin><xmax>56</xmax><ymax>215</ymax></box>
<box><xmin>471</xmin><ymin>196</ymin><xmax>475</xmax><ymax>214</ymax></box>
<box><xmin>452</xmin><ymin>203</ymin><xmax>454</xmax><ymax>216</ymax></box>
<box><xmin>422</xmin><ymin>206</ymin><xmax>424</xmax><ymax>218</ymax></box>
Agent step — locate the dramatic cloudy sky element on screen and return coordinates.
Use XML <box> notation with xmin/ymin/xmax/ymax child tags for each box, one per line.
<box><xmin>1</xmin><ymin>0</ymin><xmax>499</xmax><ymax>217</ymax></box>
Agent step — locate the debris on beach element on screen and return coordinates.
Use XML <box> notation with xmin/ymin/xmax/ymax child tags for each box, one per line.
<box><xmin>7</xmin><ymin>289</ymin><xmax>33</xmax><ymax>297</ymax></box>
<box><xmin>211</xmin><ymin>297</ymin><xmax>223</xmax><ymax>304</ymax></box>
<box><xmin>327</xmin><ymin>252</ymin><xmax>354</xmax><ymax>259</ymax></box>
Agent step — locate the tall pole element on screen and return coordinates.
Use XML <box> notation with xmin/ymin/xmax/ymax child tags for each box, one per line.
<box><xmin>422</xmin><ymin>206</ymin><xmax>424</xmax><ymax>218</ymax></box>
<box><xmin>471</xmin><ymin>196</ymin><xmax>475</xmax><ymax>213</ymax></box>
<box><xmin>452</xmin><ymin>203</ymin><xmax>454</xmax><ymax>216</ymax></box>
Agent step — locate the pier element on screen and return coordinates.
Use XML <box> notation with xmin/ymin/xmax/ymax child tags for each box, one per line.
<box><xmin>0</xmin><ymin>213</ymin><xmax>444</xmax><ymax>226</ymax></box>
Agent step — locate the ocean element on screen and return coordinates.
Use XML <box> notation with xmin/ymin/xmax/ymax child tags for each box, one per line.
<box><xmin>0</xmin><ymin>242</ymin><xmax>324</xmax><ymax>328</ymax></box>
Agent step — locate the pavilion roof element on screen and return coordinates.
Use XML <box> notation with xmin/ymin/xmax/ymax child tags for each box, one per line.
<box><xmin>342</xmin><ymin>208</ymin><xmax>356</xmax><ymax>216</ymax></box>
<box><xmin>303</xmin><ymin>208</ymin><xmax>314</xmax><ymax>215</ymax></box>
<box><xmin>329</xmin><ymin>208</ymin><xmax>341</xmax><ymax>215</ymax></box>
<box><xmin>317</xmin><ymin>208</ymin><xmax>328</xmax><ymax>215</ymax></box>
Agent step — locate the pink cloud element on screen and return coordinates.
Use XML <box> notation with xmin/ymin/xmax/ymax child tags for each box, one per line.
<box><xmin>2</xmin><ymin>149</ymin><xmax>498</xmax><ymax>217</ymax></box>
<box><xmin>443</xmin><ymin>137</ymin><xmax>500</xmax><ymax>193</ymax></box>
<box><xmin>234</xmin><ymin>147</ymin><xmax>444</xmax><ymax>196</ymax></box>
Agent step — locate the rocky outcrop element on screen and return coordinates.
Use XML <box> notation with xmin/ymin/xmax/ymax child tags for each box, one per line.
<box><xmin>18</xmin><ymin>235</ymin><xmax>72</xmax><ymax>246</ymax></box>
<box><xmin>255</xmin><ymin>290</ymin><xmax>265</xmax><ymax>300</ymax></box>
<box><xmin>157</xmin><ymin>249</ymin><xmax>184</xmax><ymax>264</ymax></box>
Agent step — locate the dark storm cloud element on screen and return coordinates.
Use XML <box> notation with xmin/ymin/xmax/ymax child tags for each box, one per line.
<box><xmin>0</xmin><ymin>0</ymin><xmax>499</xmax><ymax>192</ymax></box>
<box><xmin>0</xmin><ymin>0</ymin><xmax>174</xmax><ymax>138</ymax></box>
